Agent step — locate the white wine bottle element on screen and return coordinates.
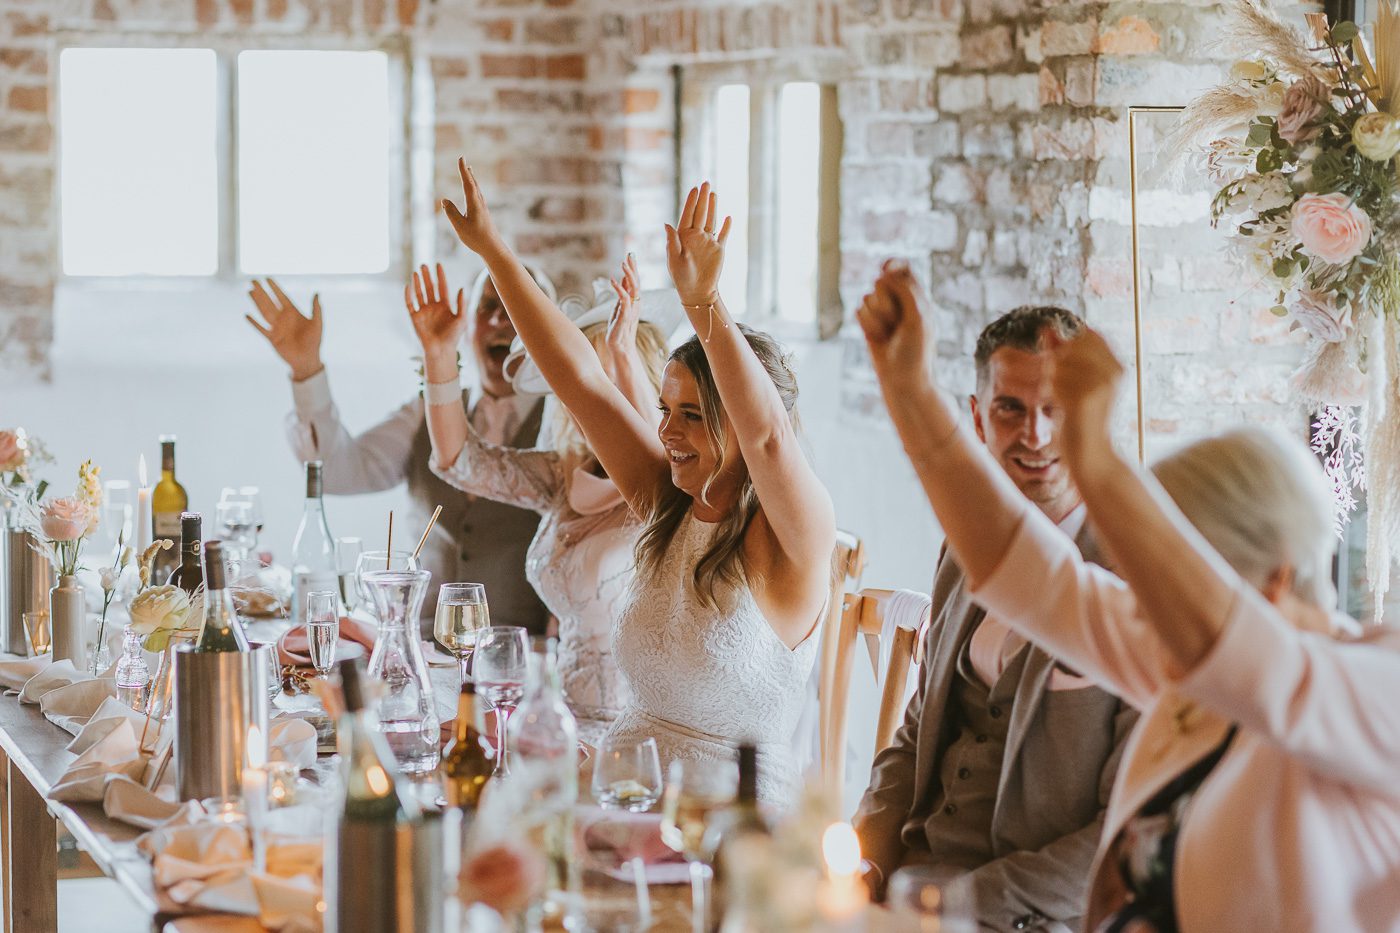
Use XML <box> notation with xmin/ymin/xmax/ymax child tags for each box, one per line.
<box><xmin>195</xmin><ymin>541</ymin><xmax>250</xmax><ymax>653</ymax></box>
<box><xmin>290</xmin><ymin>461</ymin><xmax>336</xmax><ymax>626</ymax></box>
<box><xmin>150</xmin><ymin>436</ymin><xmax>187</xmax><ymax>583</ymax></box>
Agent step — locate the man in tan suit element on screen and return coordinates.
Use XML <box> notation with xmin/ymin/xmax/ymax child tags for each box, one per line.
<box><xmin>854</xmin><ymin>306</ymin><xmax>1137</xmax><ymax>932</ymax></box>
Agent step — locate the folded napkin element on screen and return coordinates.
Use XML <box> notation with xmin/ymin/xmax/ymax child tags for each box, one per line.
<box><xmin>267</xmin><ymin>717</ymin><xmax>316</xmax><ymax>770</ymax></box>
<box><xmin>103</xmin><ymin>774</ymin><xmax>183</xmax><ymax>829</ymax></box>
<box><xmin>576</xmin><ymin>808</ymin><xmax>689</xmax><ymax>884</ymax></box>
<box><xmin>40</xmin><ymin>676</ymin><xmax>117</xmax><ymax>735</ymax></box>
<box><xmin>0</xmin><ymin>652</ymin><xmax>51</xmax><ymax>691</ymax></box>
<box><xmin>19</xmin><ymin>659</ymin><xmax>88</xmax><ymax>704</ymax></box>
<box><xmin>48</xmin><ymin>718</ymin><xmax>148</xmax><ymax>802</ymax></box>
<box><xmin>67</xmin><ymin>695</ymin><xmax>146</xmax><ymax>754</ymax></box>
<box><xmin>276</xmin><ymin>617</ymin><xmax>375</xmax><ymax>669</ymax></box>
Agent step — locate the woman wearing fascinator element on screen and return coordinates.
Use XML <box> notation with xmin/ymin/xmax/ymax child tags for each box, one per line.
<box><xmin>404</xmin><ymin>255</ymin><xmax>676</xmax><ymax>744</ymax></box>
<box><xmin>439</xmin><ymin>159</ymin><xmax>836</xmax><ymax>805</ymax></box>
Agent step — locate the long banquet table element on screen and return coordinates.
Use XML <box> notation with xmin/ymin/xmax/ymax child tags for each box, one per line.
<box><xmin>0</xmin><ymin>685</ymin><xmax>692</xmax><ymax>932</ymax></box>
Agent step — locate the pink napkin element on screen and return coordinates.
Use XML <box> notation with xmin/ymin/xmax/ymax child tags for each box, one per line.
<box><xmin>576</xmin><ymin>808</ymin><xmax>690</xmax><ymax>884</ymax></box>
<box><xmin>276</xmin><ymin>617</ymin><xmax>375</xmax><ymax>669</ymax></box>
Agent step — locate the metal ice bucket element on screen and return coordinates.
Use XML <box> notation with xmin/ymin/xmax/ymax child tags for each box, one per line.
<box><xmin>326</xmin><ymin>808</ymin><xmax>453</xmax><ymax>933</ymax></box>
<box><xmin>1</xmin><ymin>527</ymin><xmax>51</xmax><ymax>656</ymax></box>
<box><xmin>173</xmin><ymin>644</ymin><xmax>271</xmax><ymax>802</ymax></box>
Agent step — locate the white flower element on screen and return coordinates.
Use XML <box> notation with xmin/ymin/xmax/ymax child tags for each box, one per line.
<box><xmin>99</xmin><ymin>567</ymin><xmax>120</xmax><ymax>593</ymax></box>
<box><xmin>1288</xmin><ymin>288</ymin><xmax>1350</xmax><ymax>342</ymax></box>
<box><xmin>1253</xmin><ymin>81</ymin><xmax>1287</xmax><ymax>118</ymax></box>
<box><xmin>1353</xmin><ymin>112</ymin><xmax>1400</xmax><ymax>162</ymax></box>
<box><xmin>128</xmin><ymin>585</ymin><xmax>193</xmax><ymax>650</ymax></box>
<box><xmin>1201</xmin><ymin>139</ymin><xmax>1253</xmax><ymax>186</ymax></box>
<box><xmin>1231</xmin><ymin>60</ymin><xmax>1269</xmax><ymax>83</ymax></box>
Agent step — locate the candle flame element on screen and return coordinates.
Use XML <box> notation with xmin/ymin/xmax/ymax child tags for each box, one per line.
<box><xmin>138</xmin><ymin>454</ymin><xmax>148</xmax><ymax>488</ymax></box>
<box><xmin>247</xmin><ymin>725</ymin><xmax>266</xmax><ymax>769</ymax></box>
<box><xmin>822</xmin><ymin>822</ymin><xmax>861</xmax><ymax>877</ymax></box>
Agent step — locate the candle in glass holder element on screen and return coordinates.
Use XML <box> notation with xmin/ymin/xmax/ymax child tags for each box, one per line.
<box><xmin>816</xmin><ymin>822</ymin><xmax>868</xmax><ymax>930</ymax></box>
<box><xmin>243</xmin><ymin>725</ymin><xmax>269</xmax><ymax>873</ymax></box>
<box><xmin>135</xmin><ymin>456</ymin><xmax>152</xmax><ymax>556</ymax></box>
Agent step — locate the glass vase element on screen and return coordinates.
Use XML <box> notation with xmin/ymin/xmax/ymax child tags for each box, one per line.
<box><xmin>363</xmin><ymin>569</ymin><xmax>440</xmax><ymax>774</ymax></box>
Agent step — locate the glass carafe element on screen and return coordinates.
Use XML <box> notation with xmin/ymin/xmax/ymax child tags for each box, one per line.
<box><xmin>362</xmin><ymin>569</ymin><xmax>440</xmax><ymax>774</ymax></box>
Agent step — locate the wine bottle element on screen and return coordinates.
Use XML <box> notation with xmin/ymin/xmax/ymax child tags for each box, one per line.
<box><xmin>195</xmin><ymin>541</ymin><xmax>250</xmax><ymax>652</ymax></box>
<box><xmin>507</xmin><ymin>640</ymin><xmax>580</xmax><ymax>921</ymax></box>
<box><xmin>290</xmin><ymin>461</ymin><xmax>336</xmax><ymax>627</ymax></box>
<box><xmin>710</xmin><ymin>744</ymin><xmax>771</xmax><ymax>931</ymax></box>
<box><xmin>166</xmin><ymin>512</ymin><xmax>203</xmax><ymax>596</ymax></box>
<box><xmin>150</xmin><ymin>436</ymin><xmax>188</xmax><ymax>582</ymax></box>
<box><xmin>325</xmin><ymin>658</ymin><xmax>422</xmax><ymax>933</ymax></box>
<box><xmin>440</xmin><ymin>680</ymin><xmax>492</xmax><ymax>813</ymax></box>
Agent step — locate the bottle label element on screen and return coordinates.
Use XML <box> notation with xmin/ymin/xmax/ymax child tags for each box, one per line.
<box><xmin>153</xmin><ymin>512</ymin><xmax>181</xmax><ymax>540</ymax></box>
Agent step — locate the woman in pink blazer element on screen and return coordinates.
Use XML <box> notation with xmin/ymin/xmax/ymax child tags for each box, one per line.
<box><xmin>856</xmin><ymin>260</ymin><xmax>1400</xmax><ymax>932</ymax></box>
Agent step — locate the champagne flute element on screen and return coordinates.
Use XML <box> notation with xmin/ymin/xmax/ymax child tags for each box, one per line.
<box><xmin>434</xmin><ymin>582</ymin><xmax>487</xmax><ymax>685</ymax></box>
<box><xmin>592</xmin><ymin>736</ymin><xmax>663</xmax><ymax>812</ymax></box>
<box><xmin>660</xmin><ymin>757</ymin><xmax>737</xmax><ymax>932</ymax></box>
<box><xmin>472</xmin><ymin>625</ymin><xmax>530</xmax><ymax>777</ymax></box>
<box><xmin>335</xmin><ymin>537</ymin><xmax>363</xmax><ymax>614</ymax></box>
<box><xmin>305</xmin><ymin>590</ymin><xmax>339</xmax><ymax>680</ymax></box>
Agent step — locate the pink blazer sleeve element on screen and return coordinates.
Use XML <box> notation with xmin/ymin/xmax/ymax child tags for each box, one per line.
<box><xmin>973</xmin><ymin>506</ymin><xmax>1400</xmax><ymax>797</ymax></box>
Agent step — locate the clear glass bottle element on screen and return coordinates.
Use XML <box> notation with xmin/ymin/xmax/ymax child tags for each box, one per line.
<box><xmin>290</xmin><ymin>461</ymin><xmax>336</xmax><ymax>627</ymax></box>
<box><xmin>508</xmin><ymin>640</ymin><xmax>580</xmax><ymax>925</ymax></box>
<box><xmin>195</xmin><ymin>541</ymin><xmax>250</xmax><ymax>653</ymax></box>
<box><xmin>362</xmin><ymin>569</ymin><xmax>440</xmax><ymax>774</ymax></box>
<box><xmin>114</xmin><ymin>627</ymin><xmax>149</xmax><ymax>710</ymax></box>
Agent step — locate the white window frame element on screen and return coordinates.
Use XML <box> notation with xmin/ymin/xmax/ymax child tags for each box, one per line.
<box><xmin>678</xmin><ymin>62</ymin><xmax>844</xmax><ymax>338</ymax></box>
<box><xmin>54</xmin><ymin>34</ymin><xmax>412</xmax><ymax>289</ymax></box>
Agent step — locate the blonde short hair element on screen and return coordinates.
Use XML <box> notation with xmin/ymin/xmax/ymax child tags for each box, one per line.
<box><xmin>1151</xmin><ymin>427</ymin><xmax>1336</xmax><ymax>606</ymax></box>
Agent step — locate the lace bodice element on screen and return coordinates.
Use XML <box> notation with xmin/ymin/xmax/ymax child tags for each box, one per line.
<box><xmin>432</xmin><ymin>429</ymin><xmax>636</xmax><ymax>743</ymax></box>
<box><xmin>608</xmin><ymin>512</ymin><xmax>818</xmax><ymax>805</ymax></box>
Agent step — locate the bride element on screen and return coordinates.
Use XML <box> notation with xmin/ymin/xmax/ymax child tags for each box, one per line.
<box><xmin>440</xmin><ymin>163</ymin><xmax>836</xmax><ymax>803</ymax></box>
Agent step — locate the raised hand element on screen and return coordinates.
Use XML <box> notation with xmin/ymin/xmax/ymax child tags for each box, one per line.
<box><xmin>605</xmin><ymin>253</ymin><xmax>642</xmax><ymax>362</ymax></box>
<box><xmin>404</xmin><ymin>263</ymin><xmax>469</xmax><ymax>362</ymax></box>
<box><xmin>245</xmin><ymin>279</ymin><xmax>323</xmax><ymax>382</ymax></box>
<box><xmin>1049</xmin><ymin>328</ymin><xmax>1124</xmax><ymax>461</ymax></box>
<box><xmin>665</xmin><ymin>182</ymin><xmax>732</xmax><ymax>306</ymax></box>
<box><xmin>856</xmin><ymin>259</ymin><xmax>933</xmax><ymax>391</ymax></box>
<box><xmin>441</xmin><ymin>159</ymin><xmax>503</xmax><ymax>255</ymax></box>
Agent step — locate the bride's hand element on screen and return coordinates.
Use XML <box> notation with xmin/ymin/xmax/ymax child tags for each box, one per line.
<box><xmin>441</xmin><ymin>159</ymin><xmax>504</xmax><ymax>255</ymax></box>
<box><xmin>665</xmin><ymin>182</ymin><xmax>731</xmax><ymax>306</ymax></box>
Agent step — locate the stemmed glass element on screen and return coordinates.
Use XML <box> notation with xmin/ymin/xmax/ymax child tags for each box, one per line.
<box><xmin>592</xmin><ymin>736</ymin><xmax>664</xmax><ymax>812</ymax></box>
<box><xmin>217</xmin><ymin>500</ymin><xmax>257</xmax><ymax>564</ymax></box>
<box><xmin>355</xmin><ymin>550</ymin><xmax>418</xmax><ymax>614</ymax></box>
<box><xmin>434</xmin><ymin>583</ymin><xmax>488</xmax><ymax>685</ymax></box>
<box><xmin>335</xmin><ymin>537</ymin><xmax>363</xmax><ymax>615</ymax></box>
<box><xmin>219</xmin><ymin>487</ymin><xmax>265</xmax><ymax>556</ymax></box>
<box><xmin>472</xmin><ymin>625</ymin><xmax>530</xmax><ymax>777</ymax></box>
<box><xmin>305</xmin><ymin>590</ymin><xmax>339</xmax><ymax>680</ymax></box>
<box><xmin>661</xmin><ymin>758</ymin><xmax>737</xmax><ymax>933</ymax></box>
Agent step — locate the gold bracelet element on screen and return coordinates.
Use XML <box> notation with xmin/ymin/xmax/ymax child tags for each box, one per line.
<box><xmin>682</xmin><ymin>297</ymin><xmax>729</xmax><ymax>343</ymax></box>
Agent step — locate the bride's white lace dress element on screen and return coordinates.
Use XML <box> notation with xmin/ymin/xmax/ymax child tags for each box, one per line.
<box><xmin>608</xmin><ymin>511</ymin><xmax>819</xmax><ymax>806</ymax></box>
<box><xmin>433</xmin><ymin>429</ymin><xmax>636</xmax><ymax>744</ymax></box>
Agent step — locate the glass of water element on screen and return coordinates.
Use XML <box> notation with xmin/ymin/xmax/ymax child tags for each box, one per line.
<box><xmin>335</xmin><ymin>537</ymin><xmax>363</xmax><ymax>614</ymax></box>
<box><xmin>434</xmin><ymin>582</ymin><xmax>488</xmax><ymax>685</ymax></box>
<box><xmin>472</xmin><ymin>625</ymin><xmax>530</xmax><ymax>777</ymax></box>
<box><xmin>592</xmin><ymin>736</ymin><xmax>663</xmax><ymax>812</ymax></box>
<box><xmin>305</xmin><ymin>590</ymin><xmax>339</xmax><ymax>680</ymax></box>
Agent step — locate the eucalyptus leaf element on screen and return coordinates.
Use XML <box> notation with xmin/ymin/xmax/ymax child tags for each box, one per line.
<box><xmin>1332</xmin><ymin>21</ymin><xmax>1359</xmax><ymax>43</ymax></box>
<box><xmin>1270</xmin><ymin>304</ymin><xmax>1290</xmax><ymax>317</ymax></box>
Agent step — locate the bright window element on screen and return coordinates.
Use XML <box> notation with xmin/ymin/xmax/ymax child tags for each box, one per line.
<box><xmin>713</xmin><ymin>84</ymin><xmax>751</xmax><ymax>317</ymax></box>
<box><xmin>59</xmin><ymin>46</ymin><xmax>398</xmax><ymax>279</ymax></box>
<box><xmin>59</xmin><ymin>49</ymin><xmax>219</xmax><ymax>276</ymax></box>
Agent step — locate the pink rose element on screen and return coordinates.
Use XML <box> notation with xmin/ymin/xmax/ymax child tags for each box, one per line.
<box><xmin>1277</xmin><ymin>75</ymin><xmax>1327</xmax><ymax>145</ymax></box>
<box><xmin>459</xmin><ymin>842</ymin><xmax>545</xmax><ymax>916</ymax></box>
<box><xmin>1288</xmin><ymin>288</ymin><xmax>1349</xmax><ymax>342</ymax></box>
<box><xmin>0</xmin><ymin>431</ymin><xmax>20</xmax><ymax>473</ymax></box>
<box><xmin>1291</xmin><ymin>193</ymin><xmax>1373</xmax><ymax>265</ymax></box>
<box><xmin>40</xmin><ymin>497</ymin><xmax>93</xmax><ymax>543</ymax></box>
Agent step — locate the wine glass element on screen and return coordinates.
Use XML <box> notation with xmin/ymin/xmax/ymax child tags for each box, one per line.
<box><xmin>217</xmin><ymin>500</ymin><xmax>257</xmax><ymax>564</ymax></box>
<box><xmin>305</xmin><ymin>590</ymin><xmax>339</xmax><ymax>681</ymax></box>
<box><xmin>219</xmin><ymin>487</ymin><xmax>265</xmax><ymax>557</ymax></box>
<box><xmin>887</xmin><ymin>865</ymin><xmax>979</xmax><ymax>932</ymax></box>
<box><xmin>592</xmin><ymin>736</ymin><xmax>663</xmax><ymax>812</ymax></box>
<box><xmin>472</xmin><ymin>625</ymin><xmax>530</xmax><ymax>777</ymax></box>
<box><xmin>355</xmin><ymin>550</ymin><xmax>418</xmax><ymax>612</ymax></box>
<box><xmin>335</xmin><ymin>537</ymin><xmax>363</xmax><ymax>615</ymax></box>
<box><xmin>661</xmin><ymin>757</ymin><xmax>737</xmax><ymax>933</ymax></box>
<box><xmin>435</xmin><ymin>583</ymin><xmax>488</xmax><ymax>685</ymax></box>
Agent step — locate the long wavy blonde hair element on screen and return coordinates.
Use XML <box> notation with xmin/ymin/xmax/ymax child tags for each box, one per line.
<box><xmin>634</xmin><ymin>325</ymin><xmax>800</xmax><ymax>608</ymax></box>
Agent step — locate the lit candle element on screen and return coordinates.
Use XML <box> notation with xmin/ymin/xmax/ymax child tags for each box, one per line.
<box><xmin>134</xmin><ymin>456</ymin><xmax>151</xmax><ymax>556</ymax></box>
<box><xmin>816</xmin><ymin>822</ymin><xmax>868</xmax><ymax>929</ymax></box>
<box><xmin>243</xmin><ymin>725</ymin><xmax>269</xmax><ymax>874</ymax></box>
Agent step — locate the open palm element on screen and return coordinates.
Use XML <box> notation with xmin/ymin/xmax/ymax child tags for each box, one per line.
<box><xmin>666</xmin><ymin>182</ymin><xmax>732</xmax><ymax>306</ymax></box>
<box><xmin>245</xmin><ymin>278</ymin><xmax>323</xmax><ymax>381</ymax></box>
<box><xmin>404</xmin><ymin>263</ymin><xmax>468</xmax><ymax>357</ymax></box>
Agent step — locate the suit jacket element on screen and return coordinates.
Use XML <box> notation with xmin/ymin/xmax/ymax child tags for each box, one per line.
<box><xmin>975</xmin><ymin>507</ymin><xmax>1400</xmax><ymax>933</ymax></box>
<box><xmin>407</xmin><ymin>396</ymin><xmax>550</xmax><ymax>634</ymax></box>
<box><xmin>854</xmin><ymin>525</ymin><xmax>1137</xmax><ymax>932</ymax></box>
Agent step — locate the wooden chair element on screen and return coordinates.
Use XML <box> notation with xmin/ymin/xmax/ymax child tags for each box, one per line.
<box><xmin>817</xmin><ymin>531</ymin><xmax>865</xmax><ymax>789</ymax></box>
<box><xmin>820</xmin><ymin>587</ymin><xmax>925</xmax><ymax>805</ymax></box>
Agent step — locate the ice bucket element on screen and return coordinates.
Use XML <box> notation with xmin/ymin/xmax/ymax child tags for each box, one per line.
<box><xmin>173</xmin><ymin>644</ymin><xmax>271</xmax><ymax>802</ymax></box>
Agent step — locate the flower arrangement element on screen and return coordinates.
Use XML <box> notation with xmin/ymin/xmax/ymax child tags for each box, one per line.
<box><xmin>1176</xmin><ymin>1</ymin><xmax>1400</xmax><ymax>615</ymax></box>
<box><xmin>0</xmin><ymin>428</ymin><xmax>52</xmax><ymax>504</ymax></box>
<box><xmin>11</xmin><ymin>460</ymin><xmax>105</xmax><ymax>577</ymax></box>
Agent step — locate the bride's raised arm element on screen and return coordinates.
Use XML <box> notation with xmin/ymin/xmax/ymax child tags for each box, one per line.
<box><xmin>440</xmin><ymin>158</ymin><xmax>669</xmax><ymax>515</ymax></box>
<box><xmin>665</xmin><ymin>183</ymin><xmax>835</xmax><ymax>579</ymax></box>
